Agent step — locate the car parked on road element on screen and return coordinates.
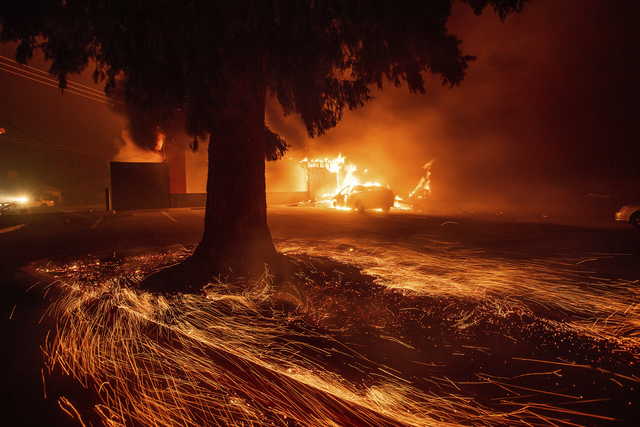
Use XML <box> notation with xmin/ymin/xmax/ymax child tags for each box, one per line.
<box><xmin>615</xmin><ymin>204</ymin><xmax>640</xmax><ymax>228</ymax></box>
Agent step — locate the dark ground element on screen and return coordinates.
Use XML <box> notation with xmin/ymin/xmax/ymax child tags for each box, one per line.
<box><xmin>1</xmin><ymin>207</ymin><xmax>639</xmax><ymax>425</ymax></box>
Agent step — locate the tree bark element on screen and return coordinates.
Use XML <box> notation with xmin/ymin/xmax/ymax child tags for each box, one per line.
<box><xmin>142</xmin><ymin>73</ymin><xmax>283</xmax><ymax>291</ymax></box>
<box><xmin>190</xmin><ymin>76</ymin><xmax>278</xmax><ymax>276</ymax></box>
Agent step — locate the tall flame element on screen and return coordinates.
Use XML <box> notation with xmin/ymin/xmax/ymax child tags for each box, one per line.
<box><xmin>408</xmin><ymin>159</ymin><xmax>434</xmax><ymax>199</ymax></box>
<box><xmin>300</xmin><ymin>154</ymin><xmax>384</xmax><ymax>202</ymax></box>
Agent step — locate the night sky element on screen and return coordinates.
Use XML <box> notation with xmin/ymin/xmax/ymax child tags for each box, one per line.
<box><xmin>1</xmin><ymin>0</ymin><xmax>638</xmax><ymax>211</ymax></box>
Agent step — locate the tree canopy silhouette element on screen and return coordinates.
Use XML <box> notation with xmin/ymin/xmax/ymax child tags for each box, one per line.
<box><xmin>1</xmin><ymin>0</ymin><xmax>525</xmax><ymax>289</ymax></box>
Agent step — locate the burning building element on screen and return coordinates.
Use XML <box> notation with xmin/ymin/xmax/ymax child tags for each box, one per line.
<box><xmin>109</xmin><ymin>130</ymin><xmax>429</xmax><ymax>212</ymax></box>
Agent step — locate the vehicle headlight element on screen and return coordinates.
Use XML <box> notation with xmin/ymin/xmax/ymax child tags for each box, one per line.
<box><xmin>13</xmin><ymin>196</ymin><xmax>30</xmax><ymax>204</ymax></box>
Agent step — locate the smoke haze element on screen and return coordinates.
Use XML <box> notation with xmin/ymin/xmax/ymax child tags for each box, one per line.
<box><xmin>1</xmin><ymin>0</ymin><xmax>638</xmax><ymax>217</ymax></box>
<box><xmin>267</xmin><ymin>0</ymin><xmax>640</xmax><ymax>218</ymax></box>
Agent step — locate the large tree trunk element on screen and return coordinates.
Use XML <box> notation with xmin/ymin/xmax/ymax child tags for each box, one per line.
<box><xmin>194</xmin><ymin>80</ymin><xmax>276</xmax><ymax>273</ymax></box>
<box><xmin>143</xmin><ymin>77</ymin><xmax>280</xmax><ymax>291</ymax></box>
<box><xmin>191</xmin><ymin>77</ymin><xmax>278</xmax><ymax>275</ymax></box>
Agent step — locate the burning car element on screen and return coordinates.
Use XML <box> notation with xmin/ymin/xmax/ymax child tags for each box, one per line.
<box><xmin>615</xmin><ymin>204</ymin><xmax>640</xmax><ymax>228</ymax></box>
<box><xmin>333</xmin><ymin>184</ymin><xmax>395</xmax><ymax>213</ymax></box>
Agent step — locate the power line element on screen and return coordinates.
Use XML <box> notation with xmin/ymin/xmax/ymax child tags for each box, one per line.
<box><xmin>0</xmin><ymin>62</ymin><xmax>111</xmax><ymax>105</ymax></box>
<box><xmin>0</xmin><ymin>54</ymin><xmax>108</xmax><ymax>98</ymax></box>
<box><xmin>0</xmin><ymin>56</ymin><xmax>121</xmax><ymax>106</ymax></box>
<box><xmin>0</xmin><ymin>58</ymin><xmax>117</xmax><ymax>158</ymax></box>
<box><xmin>0</xmin><ymin>62</ymin><xmax>110</xmax><ymax>104</ymax></box>
<box><xmin>0</xmin><ymin>59</ymin><xmax>108</xmax><ymax>101</ymax></box>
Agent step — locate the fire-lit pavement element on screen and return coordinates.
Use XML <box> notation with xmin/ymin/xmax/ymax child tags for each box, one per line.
<box><xmin>2</xmin><ymin>207</ymin><xmax>639</xmax><ymax>425</ymax></box>
<box><xmin>2</xmin><ymin>206</ymin><xmax>638</xmax><ymax>264</ymax></box>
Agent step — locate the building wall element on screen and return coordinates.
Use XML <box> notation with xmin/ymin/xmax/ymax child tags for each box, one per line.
<box><xmin>110</xmin><ymin>162</ymin><xmax>170</xmax><ymax>210</ymax></box>
<box><xmin>185</xmin><ymin>142</ymin><xmax>208</xmax><ymax>193</ymax></box>
<box><xmin>166</xmin><ymin>143</ymin><xmax>187</xmax><ymax>194</ymax></box>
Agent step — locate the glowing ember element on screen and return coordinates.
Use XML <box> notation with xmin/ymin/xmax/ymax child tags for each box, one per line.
<box><xmin>38</xmin><ymin>252</ymin><xmax>535</xmax><ymax>426</ymax></box>
<box><xmin>34</xmin><ymin>246</ymin><xmax>636</xmax><ymax>426</ymax></box>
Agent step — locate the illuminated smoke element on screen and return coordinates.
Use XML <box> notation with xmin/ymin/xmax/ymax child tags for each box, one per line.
<box><xmin>113</xmin><ymin>129</ymin><xmax>164</xmax><ymax>163</ymax></box>
<box><xmin>263</xmin><ymin>1</ymin><xmax>639</xmax><ymax>219</ymax></box>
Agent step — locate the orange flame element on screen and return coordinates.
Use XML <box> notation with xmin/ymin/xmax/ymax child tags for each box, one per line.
<box><xmin>300</xmin><ymin>154</ymin><xmax>385</xmax><ymax>203</ymax></box>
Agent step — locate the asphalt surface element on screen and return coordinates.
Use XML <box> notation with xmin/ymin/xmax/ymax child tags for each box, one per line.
<box><xmin>2</xmin><ymin>206</ymin><xmax>637</xmax><ymax>265</ymax></box>
<box><xmin>1</xmin><ymin>207</ymin><xmax>639</xmax><ymax>425</ymax></box>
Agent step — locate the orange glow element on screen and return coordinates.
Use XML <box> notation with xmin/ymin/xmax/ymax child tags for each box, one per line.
<box><xmin>35</xmin><ymin>245</ymin><xmax>636</xmax><ymax>426</ymax></box>
<box><xmin>408</xmin><ymin>159</ymin><xmax>434</xmax><ymax>199</ymax></box>
<box><xmin>35</xmin><ymin>252</ymin><xmax>550</xmax><ymax>426</ymax></box>
<box><xmin>300</xmin><ymin>154</ymin><xmax>387</xmax><ymax>208</ymax></box>
<box><xmin>114</xmin><ymin>129</ymin><xmax>164</xmax><ymax>163</ymax></box>
<box><xmin>298</xmin><ymin>154</ymin><xmax>434</xmax><ymax>212</ymax></box>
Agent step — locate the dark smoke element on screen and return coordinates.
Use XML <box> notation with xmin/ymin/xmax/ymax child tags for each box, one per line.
<box><xmin>267</xmin><ymin>0</ymin><xmax>640</xmax><ymax>220</ymax></box>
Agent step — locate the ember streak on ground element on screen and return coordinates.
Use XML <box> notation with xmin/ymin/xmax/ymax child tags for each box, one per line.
<box><xmin>34</xmin><ymin>217</ymin><xmax>639</xmax><ymax>426</ymax></box>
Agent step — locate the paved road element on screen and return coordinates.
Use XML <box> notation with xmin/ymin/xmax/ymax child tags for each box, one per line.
<box><xmin>2</xmin><ymin>205</ymin><xmax>637</xmax><ymax>263</ymax></box>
